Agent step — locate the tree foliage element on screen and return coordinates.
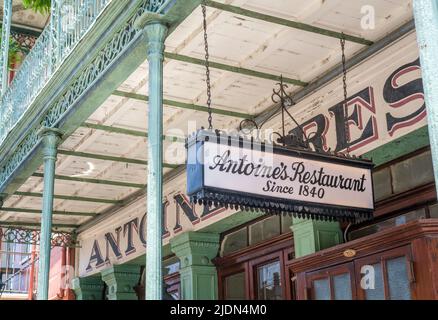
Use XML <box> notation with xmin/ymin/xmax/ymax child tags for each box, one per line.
<box><xmin>22</xmin><ymin>0</ymin><xmax>51</xmax><ymax>15</ymax></box>
<box><xmin>0</xmin><ymin>29</ymin><xmax>30</xmax><ymax>68</ymax></box>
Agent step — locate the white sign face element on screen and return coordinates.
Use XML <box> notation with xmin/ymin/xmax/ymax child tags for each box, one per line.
<box><xmin>203</xmin><ymin>141</ymin><xmax>374</xmax><ymax>210</ymax></box>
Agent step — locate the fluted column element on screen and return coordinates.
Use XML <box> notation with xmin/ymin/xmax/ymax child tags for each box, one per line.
<box><xmin>37</xmin><ymin>127</ymin><xmax>62</xmax><ymax>300</ymax></box>
<box><xmin>144</xmin><ymin>20</ymin><xmax>168</xmax><ymax>300</ymax></box>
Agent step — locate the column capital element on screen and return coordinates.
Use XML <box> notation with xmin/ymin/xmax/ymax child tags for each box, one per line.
<box><xmin>71</xmin><ymin>275</ymin><xmax>104</xmax><ymax>300</ymax></box>
<box><xmin>134</xmin><ymin>12</ymin><xmax>170</xmax><ymax>31</ymax></box>
<box><xmin>38</xmin><ymin>127</ymin><xmax>63</xmax><ymax>160</ymax></box>
<box><xmin>38</xmin><ymin>126</ymin><xmax>63</xmax><ymax>139</ymax></box>
<box><xmin>101</xmin><ymin>264</ymin><xmax>141</xmax><ymax>300</ymax></box>
<box><xmin>170</xmin><ymin>232</ymin><xmax>220</xmax><ymax>300</ymax></box>
<box><xmin>170</xmin><ymin>232</ymin><xmax>220</xmax><ymax>267</ymax></box>
<box><xmin>141</xmin><ymin>19</ymin><xmax>168</xmax><ymax>60</ymax></box>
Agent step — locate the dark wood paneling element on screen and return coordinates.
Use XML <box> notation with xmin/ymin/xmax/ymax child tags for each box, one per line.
<box><xmin>289</xmin><ymin>220</ymin><xmax>438</xmax><ymax>300</ymax></box>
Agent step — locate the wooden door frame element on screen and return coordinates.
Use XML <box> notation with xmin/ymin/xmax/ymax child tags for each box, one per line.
<box><xmin>354</xmin><ymin>245</ymin><xmax>414</xmax><ymax>300</ymax></box>
<box><xmin>216</xmin><ymin>233</ymin><xmax>294</xmax><ymax>300</ymax></box>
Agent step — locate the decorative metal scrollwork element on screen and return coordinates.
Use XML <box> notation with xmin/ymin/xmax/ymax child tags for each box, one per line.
<box><xmin>270</xmin><ymin>76</ymin><xmax>312</xmax><ymax>150</ymax></box>
<box><xmin>238</xmin><ymin>75</ymin><xmax>365</xmax><ymax>161</ymax></box>
<box><xmin>0</xmin><ymin>0</ymin><xmax>171</xmax><ymax>190</ymax></box>
<box><xmin>0</xmin><ymin>227</ymin><xmax>77</xmax><ymax>247</ymax></box>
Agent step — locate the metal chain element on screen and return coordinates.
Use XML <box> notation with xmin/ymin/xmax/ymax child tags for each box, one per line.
<box><xmin>202</xmin><ymin>2</ymin><xmax>213</xmax><ymax>130</ymax></box>
<box><xmin>341</xmin><ymin>34</ymin><xmax>350</xmax><ymax>154</ymax></box>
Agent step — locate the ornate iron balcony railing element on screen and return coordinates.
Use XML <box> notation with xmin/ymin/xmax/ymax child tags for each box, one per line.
<box><xmin>0</xmin><ymin>0</ymin><xmax>118</xmax><ymax>144</ymax></box>
<box><xmin>0</xmin><ymin>0</ymin><xmax>169</xmax><ymax>145</ymax></box>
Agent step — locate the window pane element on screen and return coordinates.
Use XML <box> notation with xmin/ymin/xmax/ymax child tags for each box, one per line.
<box><xmin>391</xmin><ymin>151</ymin><xmax>434</xmax><ymax>194</ymax></box>
<box><xmin>333</xmin><ymin>273</ymin><xmax>352</xmax><ymax>300</ymax></box>
<box><xmin>281</xmin><ymin>214</ymin><xmax>293</xmax><ymax>234</ymax></box>
<box><xmin>387</xmin><ymin>257</ymin><xmax>411</xmax><ymax>300</ymax></box>
<box><xmin>257</xmin><ymin>261</ymin><xmax>283</xmax><ymax>300</ymax></box>
<box><xmin>373</xmin><ymin>168</ymin><xmax>392</xmax><ymax>201</ymax></box>
<box><xmin>313</xmin><ymin>278</ymin><xmax>330</xmax><ymax>300</ymax></box>
<box><xmin>364</xmin><ymin>263</ymin><xmax>385</xmax><ymax>300</ymax></box>
<box><xmin>429</xmin><ymin>203</ymin><xmax>438</xmax><ymax>218</ymax></box>
<box><xmin>221</xmin><ymin>227</ymin><xmax>248</xmax><ymax>256</ymax></box>
<box><xmin>224</xmin><ymin>272</ymin><xmax>246</xmax><ymax>300</ymax></box>
<box><xmin>349</xmin><ymin>208</ymin><xmax>426</xmax><ymax>241</ymax></box>
<box><xmin>249</xmin><ymin>216</ymin><xmax>280</xmax><ymax>246</ymax></box>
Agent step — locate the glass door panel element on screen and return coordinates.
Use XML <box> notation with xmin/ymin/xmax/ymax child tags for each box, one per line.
<box><xmin>256</xmin><ymin>261</ymin><xmax>283</xmax><ymax>300</ymax></box>
<box><xmin>387</xmin><ymin>257</ymin><xmax>411</xmax><ymax>300</ymax></box>
<box><xmin>313</xmin><ymin>278</ymin><xmax>330</xmax><ymax>300</ymax></box>
<box><xmin>224</xmin><ymin>272</ymin><xmax>246</xmax><ymax>300</ymax></box>
<box><xmin>333</xmin><ymin>273</ymin><xmax>352</xmax><ymax>300</ymax></box>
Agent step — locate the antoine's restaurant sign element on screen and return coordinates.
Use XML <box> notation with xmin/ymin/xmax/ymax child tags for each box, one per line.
<box><xmin>186</xmin><ymin>130</ymin><xmax>374</xmax><ymax>222</ymax></box>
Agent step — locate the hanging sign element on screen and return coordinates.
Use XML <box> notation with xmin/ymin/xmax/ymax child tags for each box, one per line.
<box><xmin>187</xmin><ymin>130</ymin><xmax>374</xmax><ymax>222</ymax></box>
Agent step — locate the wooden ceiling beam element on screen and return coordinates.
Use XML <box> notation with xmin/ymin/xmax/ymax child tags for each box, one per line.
<box><xmin>204</xmin><ymin>0</ymin><xmax>373</xmax><ymax>46</ymax></box>
<box><xmin>112</xmin><ymin>90</ymin><xmax>252</xmax><ymax>119</ymax></box>
<box><xmin>57</xmin><ymin>149</ymin><xmax>178</xmax><ymax>169</ymax></box>
<box><xmin>1</xmin><ymin>207</ymin><xmax>96</xmax><ymax>217</ymax></box>
<box><xmin>81</xmin><ymin>123</ymin><xmax>185</xmax><ymax>142</ymax></box>
<box><xmin>164</xmin><ymin>52</ymin><xmax>308</xmax><ymax>87</ymax></box>
<box><xmin>14</xmin><ymin>191</ymin><xmax>122</xmax><ymax>205</ymax></box>
<box><xmin>32</xmin><ymin>172</ymin><xmax>146</xmax><ymax>189</ymax></box>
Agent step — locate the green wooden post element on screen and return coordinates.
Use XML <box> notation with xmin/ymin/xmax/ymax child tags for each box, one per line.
<box><xmin>170</xmin><ymin>232</ymin><xmax>220</xmax><ymax>300</ymax></box>
<box><xmin>143</xmin><ymin>19</ymin><xmax>168</xmax><ymax>300</ymax></box>
<box><xmin>37</xmin><ymin>127</ymin><xmax>62</xmax><ymax>300</ymax></box>
<box><xmin>291</xmin><ymin>218</ymin><xmax>343</xmax><ymax>258</ymax></box>
<box><xmin>71</xmin><ymin>275</ymin><xmax>104</xmax><ymax>300</ymax></box>
<box><xmin>413</xmin><ymin>0</ymin><xmax>438</xmax><ymax>194</ymax></box>
<box><xmin>101</xmin><ymin>265</ymin><xmax>141</xmax><ymax>300</ymax></box>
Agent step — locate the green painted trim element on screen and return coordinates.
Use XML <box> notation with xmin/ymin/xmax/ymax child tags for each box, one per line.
<box><xmin>164</xmin><ymin>52</ymin><xmax>308</xmax><ymax>87</ymax></box>
<box><xmin>0</xmin><ymin>221</ymin><xmax>79</xmax><ymax>228</ymax></box>
<box><xmin>82</xmin><ymin>123</ymin><xmax>148</xmax><ymax>137</ymax></box>
<box><xmin>57</xmin><ymin>149</ymin><xmax>178</xmax><ymax>169</ymax></box>
<box><xmin>292</xmin><ymin>218</ymin><xmax>343</xmax><ymax>258</ymax></box>
<box><xmin>112</xmin><ymin>90</ymin><xmax>252</xmax><ymax>119</ymax></box>
<box><xmin>14</xmin><ymin>191</ymin><xmax>121</xmax><ymax>204</ymax></box>
<box><xmin>1</xmin><ymin>207</ymin><xmax>96</xmax><ymax>217</ymax></box>
<box><xmin>71</xmin><ymin>276</ymin><xmax>104</xmax><ymax>300</ymax></box>
<box><xmin>32</xmin><ymin>172</ymin><xmax>146</xmax><ymax>189</ymax></box>
<box><xmin>205</xmin><ymin>0</ymin><xmax>374</xmax><ymax>46</ymax></box>
<box><xmin>363</xmin><ymin>126</ymin><xmax>430</xmax><ymax>167</ymax></box>
<box><xmin>170</xmin><ymin>232</ymin><xmax>220</xmax><ymax>300</ymax></box>
<box><xmin>201</xmin><ymin>210</ymin><xmax>264</xmax><ymax>234</ymax></box>
<box><xmin>101</xmin><ymin>264</ymin><xmax>141</xmax><ymax>300</ymax></box>
<box><xmin>81</xmin><ymin>123</ymin><xmax>185</xmax><ymax>142</ymax></box>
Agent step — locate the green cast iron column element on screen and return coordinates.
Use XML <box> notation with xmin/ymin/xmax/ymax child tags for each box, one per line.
<box><xmin>144</xmin><ymin>20</ymin><xmax>168</xmax><ymax>300</ymax></box>
<box><xmin>101</xmin><ymin>265</ymin><xmax>141</xmax><ymax>300</ymax></box>
<box><xmin>413</xmin><ymin>0</ymin><xmax>438</xmax><ymax>193</ymax></box>
<box><xmin>291</xmin><ymin>218</ymin><xmax>343</xmax><ymax>258</ymax></box>
<box><xmin>37</xmin><ymin>127</ymin><xmax>62</xmax><ymax>300</ymax></box>
<box><xmin>170</xmin><ymin>232</ymin><xmax>220</xmax><ymax>300</ymax></box>
<box><xmin>71</xmin><ymin>276</ymin><xmax>105</xmax><ymax>300</ymax></box>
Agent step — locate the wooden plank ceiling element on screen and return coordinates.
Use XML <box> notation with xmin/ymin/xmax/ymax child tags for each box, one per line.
<box><xmin>0</xmin><ymin>0</ymin><xmax>413</xmax><ymax>231</ymax></box>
